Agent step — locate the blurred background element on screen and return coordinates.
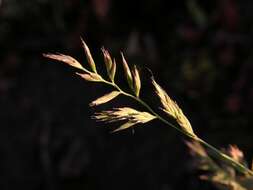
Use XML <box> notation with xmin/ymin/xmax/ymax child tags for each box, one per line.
<box><xmin>0</xmin><ymin>0</ymin><xmax>253</xmax><ymax>189</ymax></box>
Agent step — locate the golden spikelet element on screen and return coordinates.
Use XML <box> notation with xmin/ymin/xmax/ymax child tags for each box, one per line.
<box><xmin>80</xmin><ymin>37</ymin><xmax>97</xmax><ymax>73</ymax></box>
<box><xmin>121</xmin><ymin>52</ymin><xmax>133</xmax><ymax>90</ymax></box>
<box><xmin>101</xmin><ymin>47</ymin><xmax>116</xmax><ymax>82</ymax></box>
<box><xmin>132</xmin><ymin>65</ymin><xmax>141</xmax><ymax>97</ymax></box>
<box><xmin>43</xmin><ymin>53</ymin><xmax>86</xmax><ymax>71</ymax></box>
<box><xmin>89</xmin><ymin>91</ymin><xmax>120</xmax><ymax>107</ymax></box>
<box><xmin>152</xmin><ymin>78</ymin><xmax>195</xmax><ymax>136</ymax></box>
<box><xmin>101</xmin><ymin>47</ymin><xmax>112</xmax><ymax>71</ymax></box>
<box><xmin>111</xmin><ymin>58</ymin><xmax>116</xmax><ymax>82</ymax></box>
<box><xmin>76</xmin><ymin>72</ymin><xmax>102</xmax><ymax>82</ymax></box>
<box><xmin>93</xmin><ymin>107</ymin><xmax>156</xmax><ymax>132</ymax></box>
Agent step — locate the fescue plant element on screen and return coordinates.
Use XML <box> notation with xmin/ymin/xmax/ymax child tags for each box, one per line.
<box><xmin>44</xmin><ymin>38</ymin><xmax>253</xmax><ymax>190</ymax></box>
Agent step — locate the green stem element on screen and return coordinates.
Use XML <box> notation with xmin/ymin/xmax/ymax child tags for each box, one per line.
<box><xmin>101</xmin><ymin>78</ymin><xmax>253</xmax><ymax>176</ymax></box>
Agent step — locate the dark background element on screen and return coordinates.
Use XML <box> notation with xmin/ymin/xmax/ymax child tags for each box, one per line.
<box><xmin>0</xmin><ymin>0</ymin><xmax>253</xmax><ymax>189</ymax></box>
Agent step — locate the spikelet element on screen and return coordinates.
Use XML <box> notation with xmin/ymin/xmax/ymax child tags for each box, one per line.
<box><xmin>101</xmin><ymin>47</ymin><xmax>112</xmax><ymax>70</ymax></box>
<box><xmin>43</xmin><ymin>53</ymin><xmax>87</xmax><ymax>72</ymax></box>
<box><xmin>121</xmin><ymin>53</ymin><xmax>133</xmax><ymax>90</ymax></box>
<box><xmin>101</xmin><ymin>48</ymin><xmax>116</xmax><ymax>82</ymax></box>
<box><xmin>152</xmin><ymin>78</ymin><xmax>195</xmax><ymax>137</ymax></box>
<box><xmin>111</xmin><ymin>59</ymin><xmax>116</xmax><ymax>82</ymax></box>
<box><xmin>112</xmin><ymin>122</ymin><xmax>136</xmax><ymax>132</ymax></box>
<box><xmin>80</xmin><ymin>37</ymin><xmax>97</xmax><ymax>73</ymax></box>
<box><xmin>76</xmin><ymin>72</ymin><xmax>102</xmax><ymax>82</ymax></box>
<box><xmin>93</xmin><ymin>107</ymin><xmax>156</xmax><ymax>132</ymax></box>
<box><xmin>132</xmin><ymin>65</ymin><xmax>141</xmax><ymax>97</ymax></box>
<box><xmin>89</xmin><ymin>91</ymin><xmax>120</xmax><ymax>107</ymax></box>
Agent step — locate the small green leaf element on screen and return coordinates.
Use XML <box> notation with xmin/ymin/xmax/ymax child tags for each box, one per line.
<box><xmin>89</xmin><ymin>91</ymin><xmax>120</xmax><ymax>107</ymax></box>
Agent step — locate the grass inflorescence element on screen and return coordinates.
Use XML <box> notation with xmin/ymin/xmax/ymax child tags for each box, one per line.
<box><xmin>44</xmin><ymin>38</ymin><xmax>253</xmax><ymax>190</ymax></box>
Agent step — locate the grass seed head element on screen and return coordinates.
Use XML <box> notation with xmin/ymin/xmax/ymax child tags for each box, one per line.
<box><xmin>132</xmin><ymin>65</ymin><xmax>141</xmax><ymax>97</ymax></box>
<box><xmin>110</xmin><ymin>58</ymin><xmax>116</xmax><ymax>82</ymax></box>
<box><xmin>89</xmin><ymin>91</ymin><xmax>120</xmax><ymax>107</ymax></box>
<box><xmin>93</xmin><ymin>107</ymin><xmax>156</xmax><ymax>132</ymax></box>
<box><xmin>76</xmin><ymin>72</ymin><xmax>102</xmax><ymax>82</ymax></box>
<box><xmin>80</xmin><ymin>37</ymin><xmax>97</xmax><ymax>73</ymax></box>
<box><xmin>121</xmin><ymin>52</ymin><xmax>133</xmax><ymax>90</ymax></box>
<box><xmin>43</xmin><ymin>53</ymin><xmax>86</xmax><ymax>71</ymax></box>
<box><xmin>101</xmin><ymin>48</ymin><xmax>116</xmax><ymax>82</ymax></box>
<box><xmin>152</xmin><ymin>77</ymin><xmax>195</xmax><ymax>136</ymax></box>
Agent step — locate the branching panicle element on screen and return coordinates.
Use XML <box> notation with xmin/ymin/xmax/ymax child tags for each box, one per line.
<box><xmin>44</xmin><ymin>38</ymin><xmax>253</xmax><ymax>188</ymax></box>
